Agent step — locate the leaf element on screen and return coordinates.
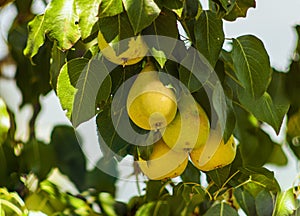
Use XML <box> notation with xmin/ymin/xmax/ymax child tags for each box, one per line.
<box><xmin>99</xmin><ymin>192</ymin><xmax>118</xmax><ymax>216</ymax></box>
<box><xmin>286</xmin><ymin>60</ymin><xmax>300</xmax><ymax>109</ymax></box>
<box><xmin>194</xmin><ymin>10</ymin><xmax>224</xmax><ymax>68</ymax></box>
<box><xmin>179</xmin><ymin>48</ymin><xmax>212</xmax><ymax>93</ymax></box>
<box><xmin>76</xmin><ymin>0</ymin><xmax>102</xmax><ymax>39</ymax></box>
<box><xmin>180</xmin><ymin>161</ymin><xmax>201</xmax><ymax>183</ymax></box>
<box><xmin>50</xmin><ymin>41</ymin><xmax>67</xmax><ymax>90</ymax></box>
<box><xmin>44</xmin><ymin>0</ymin><xmax>80</xmax><ymax>50</ymax></box>
<box><xmin>233</xmin><ymin>187</ymin><xmax>257</xmax><ymax>216</ymax></box>
<box><xmin>224</xmin><ymin>0</ymin><xmax>256</xmax><ymax>21</ymax></box>
<box><xmin>266</xmin><ymin>144</ymin><xmax>287</xmax><ymax>166</ymax></box>
<box><xmin>57</xmin><ymin>58</ymin><xmax>88</xmax><ymax>119</ymax></box>
<box><xmin>135</xmin><ymin>202</ymin><xmax>156</xmax><ymax>216</ymax></box>
<box><xmin>50</xmin><ymin>125</ymin><xmax>86</xmax><ymax>191</ymax></box>
<box><xmin>122</xmin><ymin>0</ymin><xmax>161</xmax><ymax>34</ymax></box>
<box><xmin>23</xmin><ymin>14</ymin><xmax>46</xmax><ymax>62</ymax></box>
<box><xmin>238</xmin><ymin>91</ymin><xmax>289</xmax><ymax>133</ymax></box>
<box><xmin>98</xmin><ymin>0</ymin><xmax>123</xmax><ymax>18</ymax></box>
<box><xmin>71</xmin><ymin>55</ymin><xmax>112</xmax><ymax>127</ymax></box>
<box><xmin>273</xmin><ymin>188</ymin><xmax>297</xmax><ymax>216</ymax></box>
<box><xmin>203</xmin><ymin>202</ymin><xmax>238</xmax><ymax>216</ymax></box>
<box><xmin>207</xmin><ymin>165</ymin><xmax>231</xmax><ymax>188</ymax></box>
<box><xmin>232</xmin><ymin>35</ymin><xmax>272</xmax><ymax>99</ymax></box>
<box><xmin>255</xmin><ymin>190</ymin><xmax>274</xmax><ymax>216</ymax></box>
<box><xmin>181</xmin><ymin>0</ymin><xmax>201</xmax><ymax>20</ymax></box>
<box><xmin>0</xmin><ymin>98</ymin><xmax>10</xmax><ymax>145</ymax></box>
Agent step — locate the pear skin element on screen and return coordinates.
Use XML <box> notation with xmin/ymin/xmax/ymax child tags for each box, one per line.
<box><xmin>190</xmin><ymin>133</ymin><xmax>236</xmax><ymax>171</ymax></box>
<box><xmin>137</xmin><ymin>139</ymin><xmax>188</xmax><ymax>180</ymax></box>
<box><xmin>127</xmin><ymin>61</ymin><xmax>177</xmax><ymax>130</ymax></box>
<box><xmin>162</xmin><ymin>93</ymin><xmax>210</xmax><ymax>152</ymax></box>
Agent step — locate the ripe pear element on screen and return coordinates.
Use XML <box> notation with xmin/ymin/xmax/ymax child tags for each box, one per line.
<box><xmin>162</xmin><ymin>93</ymin><xmax>210</xmax><ymax>152</ymax></box>
<box><xmin>98</xmin><ymin>31</ymin><xmax>148</xmax><ymax>66</ymax></box>
<box><xmin>189</xmin><ymin>132</ymin><xmax>236</xmax><ymax>171</ymax></box>
<box><xmin>127</xmin><ymin>61</ymin><xmax>177</xmax><ymax>130</ymax></box>
<box><xmin>137</xmin><ymin>139</ymin><xmax>189</xmax><ymax>180</ymax></box>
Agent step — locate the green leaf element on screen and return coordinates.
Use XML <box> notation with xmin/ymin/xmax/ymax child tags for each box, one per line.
<box><xmin>135</xmin><ymin>202</ymin><xmax>156</xmax><ymax>216</ymax></box>
<box><xmin>224</xmin><ymin>0</ymin><xmax>256</xmax><ymax>21</ymax></box>
<box><xmin>232</xmin><ymin>35</ymin><xmax>272</xmax><ymax>99</ymax></box>
<box><xmin>266</xmin><ymin>144</ymin><xmax>287</xmax><ymax>166</ymax></box>
<box><xmin>203</xmin><ymin>202</ymin><xmax>238</xmax><ymax>216</ymax></box>
<box><xmin>207</xmin><ymin>165</ymin><xmax>231</xmax><ymax>188</ymax></box>
<box><xmin>179</xmin><ymin>48</ymin><xmax>211</xmax><ymax>93</ymax></box>
<box><xmin>57</xmin><ymin>58</ymin><xmax>88</xmax><ymax>119</ymax></box>
<box><xmin>0</xmin><ymin>98</ymin><xmax>10</xmax><ymax>145</ymax></box>
<box><xmin>23</xmin><ymin>14</ymin><xmax>45</xmax><ymax>62</ymax></box>
<box><xmin>286</xmin><ymin>60</ymin><xmax>300</xmax><ymax>109</ymax></box>
<box><xmin>44</xmin><ymin>0</ymin><xmax>80</xmax><ymax>50</ymax></box>
<box><xmin>50</xmin><ymin>125</ymin><xmax>86</xmax><ymax>190</ymax></box>
<box><xmin>194</xmin><ymin>10</ymin><xmax>224</xmax><ymax>68</ymax></box>
<box><xmin>20</xmin><ymin>139</ymin><xmax>56</xmax><ymax>180</ymax></box>
<box><xmin>255</xmin><ymin>190</ymin><xmax>274</xmax><ymax>216</ymax></box>
<box><xmin>238</xmin><ymin>91</ymin><xmax>289</xmax><ymax>133</ymax></box>
<box><xmin>233</xmin><ymin>187</ymin><xmax>257</xmax><ymax>216</ymax></box>
<box><xmin>122</xmin><ymin>0</ymin><xmax>161</xmax><ymax>34</ymax></box>
<box><xmin>72</xmin><ymin>56</ymin><xmax>112</xmax><ymax>127</ymax></box>
<box><xmin>180</xmin><ymin>161</ymin><xmax>200</xmax><ymax>183</ymax></box>
<box><xmin>76</xmin><ymin>0</ymin><xmax>102</xmax><ymax>39</ymax></box>
<box><xmin>50</xmin><ymin>41</ymin><xmax>67</xmax><ymax>90</ymax></box>
<box><xmin>98</xmin><ymin>0</ymin><xmax>123</xmax><ymax>18</ymax></box>
<box><xmin>99</xmin><ymin>192</ymin><xmax>118</xmax><ymax>216</ymax></box>
<box><xmin>273</xmin><ymin>188</ymin><xmax>296</xmax><ymax>216</ymax></box>
<box><xmin>182</xmin><ymin>0</ymin><xmax>201</xmax><ymax>20</ymax></box>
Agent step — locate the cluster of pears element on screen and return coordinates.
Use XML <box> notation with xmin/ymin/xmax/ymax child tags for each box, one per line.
<box><xmin>126</xmin><ymin>61</ymin><xmax>237</xmax><ymax>180</ymax></box>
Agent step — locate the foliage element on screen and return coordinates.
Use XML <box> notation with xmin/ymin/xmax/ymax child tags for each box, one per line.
<box><xmin>0</xmin><ymin>0</ymin><xmax>300</xmax><ymax>215</ymax></box>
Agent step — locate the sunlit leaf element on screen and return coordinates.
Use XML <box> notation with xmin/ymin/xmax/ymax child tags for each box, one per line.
<box><xmin>98</xmin><ymin>0</ymin><xmax>123</xmax><ymax>18</ymax></box>
<box><xmin>0</xmin><ymin>98</ymin><xmax>10</xmax><ymax>145</ymax></box>
<box><xmin>76</xmin><ymin>0</ymin><xmax>102</xmax><ymax>39</ymax></box>
<box><xmin>273</xmin><ymin>188</ymin><xmax>297</xmax><ymax>216</ymax></box>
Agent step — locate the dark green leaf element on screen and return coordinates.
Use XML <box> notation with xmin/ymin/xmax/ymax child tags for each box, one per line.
<box><xmin>0</xmin><ymin>98</ymin><xmax>10</xmax><ymax>145</ymax></box>
<box><xmin>76</xmin><ymin>0</ymin><xmax>102</xmax><ymax>39</ymax></box>
<box><xmin>122</xmin><ymin>0</ymin><xmax>161</xmax><ymax>34</ymax></box>
<box><xmin>255</xmin><ymin>190</ymin><xmax>274</xmax><ymax>216</ymax></box>
<box><xmin>233</xmin><ymin>187</ymin><xmax>257</xmax><ymax>216</ymax></box>
<box><xmin>286</xmin><ymin>60</ymin><xmax>300</xmax><ymax>109</ymax></box>
<box><xmin>194</xmin><ymin>11</ymin><xmax>224</xmax><ymax>68</ymax></box>
<box><xmin>179</xmin><ymin>48</ymin><xmax>212</xmax><ymax>93</ymax></box>
<box><xmin>238</xmin><ymin>91</ymin><xmax>289</xmax><ymax>133</ymax></box>
<box><xmin>232</xmin><ymin>35</ymin><xmax>272</xmax><ymax>99</ymax></box>
<box><xmin>50</xmin><ymin>41</ymin><xmax>67</xmax><ymax>90</ymax></box>
<box><xmin>20</xmin><ymin>139</ymin><xmax>56</xmax><ymax>180</ymax></box>
<box><xmin>266</xmin><ymin>144</ymin><xmax>287</xmax><ymax>166</ymax></box>
<box><xmin>207</xmin><ymin>165</ymin><xmax>231</xmax><ymax>188</ymax></box>
<box><xmin>203</xmin><ymin>202</ymin><xmax>238</xmax><ymax>216</ymax></box>
<box><xmin>273</xmin><ymin>188</ymin><xmax>296</xmax><ymax>216</ymax></box>
<box><xmin>155</xmin><ymin>0</ymin><xmax>183</xmax><ymax>10</ymax></box>
<box><xmin>224</xmin><ymin>0</ymin><xmax>256</xmax><ymax>21</ymax></box>
<box><xmin>182</xmin><ymin>0</ymin><xmax>201</xmax><ymax>20</ymax></box>
<box><xmin>181</xmin><ymin>161</ymin><xmax>200</xmax><ymax>183</ymax></box>
<box><xmin>98</xmin><ymin>0</ymin><xmax>123</xmax><ymax>18</ymax></box>
<box><xmin>50</xmin><ymin>125</ymin><xmax>86</xmax><ymax>190</ymax></box>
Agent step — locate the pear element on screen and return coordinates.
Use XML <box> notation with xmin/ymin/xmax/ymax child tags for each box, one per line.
<box><xmin>162</xmin><ymin>93</ymin><xmax>210</xmax><ymax>152</ymax></box>
<box><xmin>189</xmin><ymin>132</ymin><xmax>236</xmax><ymax>171</ymax></box>
<box><xmin>127</xmin><ymin>61</ymin><xmax>177</xmax><ymax>130</ymax></box>
<box><xmin>137</xmin><ymin>139</ymin><xmax>188</xmax><ymax>180</ymax></box>
<box><xmin>98</xmin><ymin>31</ymin><xmax>148</xmax><ymax>66</ymax></box>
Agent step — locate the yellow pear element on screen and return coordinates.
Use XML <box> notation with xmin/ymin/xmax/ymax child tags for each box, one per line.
<box><xmin>98</xmin><ymin>31</ymin><xmax>148</xmax><ymax>66</ymax></box>
<box><xmin>162</xmin><ymin>93</ymin><xmax>210</xmax><ymax>152</ymax></box>
<box><xmin>190</xmin><ymin>132</ymin><xmax>236</xmax><ymax>171</ymax></box>
<box><xmin>127</xmin><ymin>61</ymin><xmax>177</xmax><ymax>130</ymax></box>
<box><xmin>137</xmin><ymin>139</ymin><xmax>189</xmax><ymax>180</ymax></box>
